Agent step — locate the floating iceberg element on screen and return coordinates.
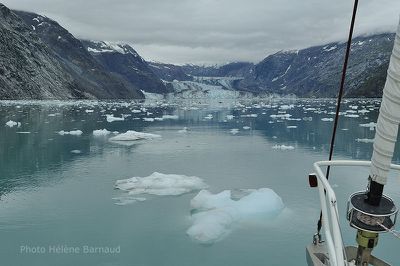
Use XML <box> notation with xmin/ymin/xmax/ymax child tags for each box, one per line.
<box><xmin>356</xmin><ymin>138</ymin><xmax>374</xmax><ymax>143</ymax></box>
<box><xmin>230</xmin><ymin>128</ymin><xmax>239</xmax><ymax>135</ymax></box>
<box><xmin>187</xmin><ymin>188</ymin><xmax>284</xmax><ymax>244</ymax></box>
<box><xmin>115</xmin><ymin>172</ymin><xmax>208</xmax><ymax>196</ymax></box>
<box><xmin>178</xmin><ymin>127</ymin><xmax>189</xmax><ymax>133</ymax></box>
<box><xmin>58</xmin><ymin>130</ymin><xmax>83</xmax><ymax>136</ymax></box>
<box><xmin>241</xmin><ymin>114</ymin><xmax>258</xmax><ymax>118</ymax></box>
<box><xmin>162</xmin><ymin>115</ymin><xmax>179</xmax><ymax>120</ymax></box>
<box><xmin>5</xmin><ymin>120</ymin><xmax>21</xmax><ymax>128</ymax></box>
<box><xmin>93</xmin><ymin>129</ymin><xmax>111</xmax><ymax>137</ymax></box>
<box><xmin>109</xmin><ymin>130</ymin><xmax>161</xmax><ymax>141</ymax></box>
<box><xmin>272</xmin><ymin>145</ymin><xmax>295</xmax><ymax>150</ymax></box>
<box><xmin>112</xmin><ymin>196</ymin><xmax>146</xmax><ymax>206</ymax></box>
<box><xmin>106</xmin><ymin>114</ymin><xmax>124</xmax><ymax>122</ymax></box>
<box><xmin>359</xmin><ymin>122</ymin><xmax>377</xmax><ymax>130</ymax></box>
<box><xmin>345</xmin><ymin>114</ymin><xmax>359</xmax><ymax>118</ymax></box>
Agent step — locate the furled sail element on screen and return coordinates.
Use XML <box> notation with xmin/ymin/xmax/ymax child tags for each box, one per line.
<box><xmin>370</xmin><ymin>18</ymin><xmax>400</xmax><ymax>185</ymax></box>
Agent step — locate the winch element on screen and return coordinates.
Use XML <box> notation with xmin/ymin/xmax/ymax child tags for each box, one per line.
<box><xmin>346</xmin><ymin>181</ymin><xmax>398</xmax><ymax>265</ymax></box>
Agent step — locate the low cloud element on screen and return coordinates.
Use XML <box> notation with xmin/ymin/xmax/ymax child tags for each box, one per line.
<box><xmin>4</xmin><ymin>0</ymin><xmax>400</xmax><ymax>64</ymax></box>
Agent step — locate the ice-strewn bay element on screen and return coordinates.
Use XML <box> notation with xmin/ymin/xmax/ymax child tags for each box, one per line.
<box><xmin>0</xmin><ymin>98</ymin><xmax>399</xmax><ymax>266</ymax></box>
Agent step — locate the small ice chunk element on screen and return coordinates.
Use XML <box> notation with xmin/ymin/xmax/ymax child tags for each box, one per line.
<box><xmin>113</xmin><ymin>196</ymin><xmax>146</xmax><ymax>206</ymax></box>
<box><xmin>287</xmin><ymin>126</ymin><xmax>297</xmax><ymax>129</ymax></box>
<box><xmin>230</xmin><ymin>129</ymin><xmax>239</xmax><ymax>135</ymax></box>
<box><xmin>356</xmin><ymin>138</ymin><xmax>374</xmax><ymax>143</ymax></box>
<box><xmin>270</xmin><ymin>114</ymin><xmax>291</xmax><ymax>119</ymax></box>
<box><xmin>93</xmin><ymin>129</ymin><xmax>111</xmax><ymax>137</ymax></box>
<box><xmin>321</xmin><ymin>118</ymin><xmax>333</xmax><ymax>122</ymax></box>
<box><xmin>187</xmin><ymin>188</ymin><xmax>284</xmax><ymax>244</ymax></box>
<box><xmin>106</xmin><ymin>114</ymin><xmax>124</xmax><ymax>122</ymax></box>
<box><xmin>5</xmin><ymin>120</ymin><xmax>21</xmax><ymax>128</ymax></box>
<box><xmin>109</xmin><ymin>130</ymin><xmax>161</xmax><ymax>141</ymax></box>
<box><xmin>85</xmin><ymin>109</ymin><xmax>94</xmax><ymax>113</ymax></box>
<box><xmin>345</xmin><ymin>114</ymin><xmax>359</xmax><ymax>118</ymax></box>
<box><xmin>58</xmin><ymin>130</ymin><xmax>83</xmax><ymax>136</ymax></box>
<box><xmin>162</xmin><ymin>115</ymin><xmax>179</xmax><ymax>120</ymax></box>
<box><xmin>359</xmin><ymin>122</ymin><xmax>376</xmax><ymax>130</ymax></box>
<box><xmin>226</xmin><ymin>115</ymin><xmax>234</xmax><ymax>120</ymax></box>
<box><xmin>241</xmin><ymin>114</ymin><xmax>258</xmax><ymax>118</ymax></box>
<box><xmin>115</xmin><ymin>172</ymin><xmax>208</xmax><ymax>196</ymax></box>
<box><xmin>272</xmin><ymin>145</ymin><xmax>295</xmax><ymax>150</ymax></box>
<box><xmin>204</xmin><ymin>114</ymin><xmax>213</xmax><ymax>120</ymax></box>
<box><xmin>143</xmin><ymin>117</ymin><xmax>155</xmax><ymax>122</ymax></box>
<box><xmin>70</xmin><ymin>150</ymin><xmax>82</xmax><ymax>154</ymax></box>
<box><xmin>178</xmin><ymin>127</ymin><xmax>189</xmax><ymax>133</ymax></box>
<box><xmin>242</xmin><ymin>126</ymin><xmax>251</xmax><ymax>130</ymax></box>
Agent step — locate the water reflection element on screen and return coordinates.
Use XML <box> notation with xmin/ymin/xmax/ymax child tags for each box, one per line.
<box><xmin>0</xmin><ymin>98</ymin><xmax>397</xmax><ymax>196</ymax></box>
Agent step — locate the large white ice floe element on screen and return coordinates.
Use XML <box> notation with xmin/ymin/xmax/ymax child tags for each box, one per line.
<box><xmin>187</xmin><ymin>188</ymin><xmax>284</xmax><ymax>244</ymax></box>
<box><xmin>114</xmin><ymin>172</ymin><xmax>208</xmax><ymax>198</ymax></box>
<box><xmin>109</xmin><ymin>130</ymin><xmax>161</xmax><ymax>141</ymax></box>
<box><xmin>58</xmin><ymin>130</ymin><xmax>83</xmax><ymax>136</ymax></box>
<box><xmin>5</xmin><ymin>120</ymin><xmax>21</xmax><ymax>128</ymax></box>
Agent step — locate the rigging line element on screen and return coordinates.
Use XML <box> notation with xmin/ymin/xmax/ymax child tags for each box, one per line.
<box><xmin>316</xmin><ymin>0</ymin><xmax>359</xmax><ymax>236</ymax></box>
<box><xmin>377</xmin><ymin>222</ymin><xmax>400</xmax><ymax>239</ymax></box>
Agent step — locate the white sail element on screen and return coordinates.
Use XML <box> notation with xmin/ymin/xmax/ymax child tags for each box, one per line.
<box><xmin>370</xmin><ymin>18</ymin><xmax>400</xmax><ymax>185</ymax></box>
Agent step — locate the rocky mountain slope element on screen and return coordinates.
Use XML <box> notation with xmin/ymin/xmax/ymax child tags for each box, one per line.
<box><xmin>82</xmin><ymin>40</ymin><xmax>169</xmax><ymax>93</ymax></box>
<box><xmin>147</xmin><ymin>61</ymin><xmax>192</xmax><ymax>82</ymax></box>
<box><xmin>242</xmin><ymin>33</ymin><xmax>394</xmax><ymax>97</ymax></box>
<box><xmin>0</xmin><ymin>4</ymin><xmax>88</xmax><ymax>99</ymax></box>
<box><xmin>0</xmin><ymin>1</ymin><xmax>395</xmax><ymax>99</ymax></box>
<box><xmin>150</xmin><ymin>34</ymin><xmax>394</xmax><ymax>98</ymax></box>
<box><xmin>14</xmin><ymin>10</ymin><xmax>144</xmax><ymax>99</ymax></box>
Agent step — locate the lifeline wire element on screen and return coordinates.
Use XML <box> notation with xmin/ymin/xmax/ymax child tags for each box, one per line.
<box><xmin>316</xmin><ymin>0</ymin><xmax>359</xmax><ymax>236</ymax></box>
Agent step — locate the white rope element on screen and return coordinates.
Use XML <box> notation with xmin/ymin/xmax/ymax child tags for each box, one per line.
<box><xmin>377</xmin><ymin>222</ymin><xmax>400</xmax><ymax>239</ymax></box>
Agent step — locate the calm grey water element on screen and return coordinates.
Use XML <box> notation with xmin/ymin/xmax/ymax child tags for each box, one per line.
<box><xmin>0</xmin><ymin>99</ymin><xmax>399</xmax><ymax>266</ymax></box>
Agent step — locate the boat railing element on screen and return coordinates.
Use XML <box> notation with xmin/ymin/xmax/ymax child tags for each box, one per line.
<box><xmin>312</xmin><ymin>160</ymin><xmax>400</xmax><ymax>266</ymax></box>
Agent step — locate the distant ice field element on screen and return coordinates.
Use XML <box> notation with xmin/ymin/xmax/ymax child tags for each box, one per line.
<box><xmin>0</xmin><ymin>98</ymin><xmax>399</xmax><ymax>266</ymax></box>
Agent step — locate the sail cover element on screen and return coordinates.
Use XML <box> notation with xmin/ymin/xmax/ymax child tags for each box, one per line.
<box><xmin>370</xmin><ymin>18</ymin><xmax>400</xmax><ymax>185</ymax></box>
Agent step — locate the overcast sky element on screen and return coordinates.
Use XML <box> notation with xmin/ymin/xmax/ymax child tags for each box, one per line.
<box><xmin>3</xmin><ymin>0</ymin><xmax>400</xmax><ymax>64</ymax></box>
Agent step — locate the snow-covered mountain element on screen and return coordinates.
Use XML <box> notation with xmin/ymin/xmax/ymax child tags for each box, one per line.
<box><xmin>239</xmin><ymin>33</ymin><xmax>394</xmax><ymax>97</ymax></box>
<box><xmin>13</xmin><ymin>9</ymin><xmax>144</xmax><ymax>99</ymax></box>
<box><xmin>82</xmin><ymin>40</ymin><xmax>169</xmax><ymax>94</ymax></box>
<box><xmin>0</xmin><ymin>1</ymin><xmax>395</xmax><ymax>99</ymax></box>
<box><xmin>147</xmin><ymin>61</ymin><xmax>192</xmax><ymax>82</ymax></box>
<box><xmin>148</xmin><ymin>34</ymin><xmax>394</xmax><ymax>98</ymax></box>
